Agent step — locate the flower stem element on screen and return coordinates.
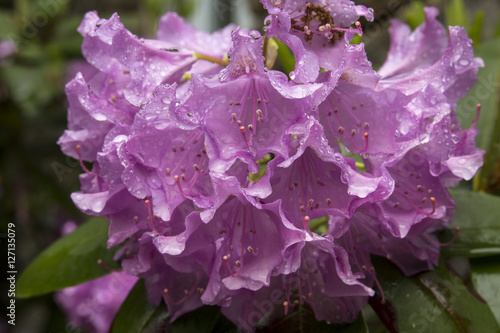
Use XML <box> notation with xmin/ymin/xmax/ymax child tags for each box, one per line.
<box><xmin>193</xmin><ymin>52</ymin><xmax>229</xmax><ymax>66</ymax></box>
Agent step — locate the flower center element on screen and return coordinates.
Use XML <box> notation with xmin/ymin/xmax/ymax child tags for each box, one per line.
<box><xmin>290</xmin><ymin>2</ymin><xmax>350</xmax><ymax>46</ymax></box>
<box><xmin>164</xmin><ymin>130</ymin><xmax>208</xmax><ymax>197</ymax></box>
<box><xmin>229</xmin><ymin>78</ymin><xmax>270</xmax><ymax>148</ymax></box>
<box><xmin>230</xmin><ymin>55</ymin><xmax>260</xmax><ymax>78</ymax></box>
<box><xmin>221</xmin><ymin>201</ymin><xmax>259</xmax><ymax>278</ymax></box>
<box><xmin>322</xmin><ymin>93</ymin><xmax>370</xmax><ymax>153</ymax></box>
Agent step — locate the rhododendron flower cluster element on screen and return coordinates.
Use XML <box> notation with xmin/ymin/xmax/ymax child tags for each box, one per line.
<box><xmin>58</xmin><ymin>1</ymin><xmax>483</xmax><ymax>331</ymax></box>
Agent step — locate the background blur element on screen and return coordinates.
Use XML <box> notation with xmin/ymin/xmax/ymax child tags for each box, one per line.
<box><xmin>1</xmin><ymin>0</ymin><xmax>499</xmax><ymax>332</ymax></box>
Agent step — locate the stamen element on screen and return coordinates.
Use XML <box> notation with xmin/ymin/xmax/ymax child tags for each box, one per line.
<box><xmin>223</xmin><ymin>255</ymin><xmax>236</xmax><ymax>277</ymax></box>
<box><xmin>398</xmin><ymin>193</ymin><xmax>436</xmax><ymax>216</ymax></box>
<box><xmin>145</xmin><ymin>200</ymin><xmax>160</xmax><ymax>234</ymax></box>
<box><xmin>355</xmin><ymin>21</ymin><xmax>362</xmax><ymax>35</ymax></box>
<box><xmin>75</xmin><ymin>145</ymin><xmax>91</xmax><ymax>174</ymax></box>
<box><xmin>469</xmin><ymin>104</ymin><xmax>481</xmax><ymax>129</ymax></box>
<box><xmin>174</xmin><ymin>175</ymin><xmax>189</xmax><ymax>196</ymax></box>
<box><xmin>439</xmin><ymin>226</ymin><xmax>460</xmax><ymax>247</ymax></box>
<box><xmin>247</xmin><ymin>246</ymin><xmax>256</xmax><ymax>255</ymax></box>
<box><xmin>457</xmin><ymin>104</ymin><xmax>481</xmax><ymax>134</ymax></box>
<box><xmin>303</xmin><ymin>215</ymin><xmax>310</xmax><ymax>230</ymax></box>
<box><xmin>283</xmin><ymin>301</ymin><xmax>289</xmax><ymax>316</ymax></box>
<box><xmin>239</xmin><ymin>126</ymin><xmax>250</xmax><ymax>148</ymax></box>
<box><xmin>370</xmin><ymin>266</ymin><xmax>386</xmax><ymax>304</ymax></box>
<box><xmin>97</xmin><ymin>259</ymin><xmax>114</xmax><ymax>272</ymax></box>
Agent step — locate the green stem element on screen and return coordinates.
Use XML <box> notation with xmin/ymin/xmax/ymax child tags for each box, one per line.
<box><xmin>193</xmin><ymin>52</ymin><xmax>229</xmax><ymax>66</ymax></box>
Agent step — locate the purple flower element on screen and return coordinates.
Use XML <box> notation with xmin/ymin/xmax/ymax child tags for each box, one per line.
<box><xmin>153</xmin><ymin>196</ymin><xmax>306</xmax><ymax>305</ymax></box>
<box><xmin>58</xmin><ymin>4</ymin><xmax>485</xmax><ymax>332</ymax></box>
<box><xmin>373</xmin><ymin>149</ymin><xmax>456</xmax><ymax>238</ymax></box>
<box><xmin>317</xmin><ymin>44</ymin><xmax>408</xmax><ymax>159</ymax></box>
<box><xmin>156</xmin><ymin>12</ymin><xmax>235</xmax><ymax>61</ymax></box>
<box><xmin>331</xmin><ymin>205</ymin><xmax>451</xmax><ymax>276</ymax></box>
<box><xmin>55</xmin><ymin>271</ymin><xmax>138</xmax><ymax>333</ymax></box>
<box><xmin>377</xmin><ymin>7</ymin><xmax>483</xmax><ymax>108</ymax></box>
<box><xmin>0</xmin><ymin>40</ymin><xmax>17</xmax><ymax>64</ymax></box>
<box><xmin>171</xmin><ymin>27</ymin><xmax>323</xmax><ymax>173</ymax></box>
<box><xmin>57</xmin><ymin>73</ymin><xmax>115</xmax><ymax>162</ymax></box>
<box><xmin>0</xmin><ymin>40</ymin><xmax>16</xmax><ymax>56</ymax></box>
<box><xmin>259</xmin><ymin>118</ymin><xmax>385</xmax><ymax>229</ymax></box>
<box><xmin>262</xmin><ymin>0</ymin><xmax>373</xmax><ymax>82</ymax></box>
<box><xmin>120</xmin><ymin>232</ymin><xmax>208</xmax><ymax>321</ymax></box>
<box><xmin>220</xmin><ymin>235</ymin><xmax>373</xmax><ymax>332</ymax></box>
<box><xmin>442</xmin><ymin>120</ymin><xmax>484</xmax><ymax>182</ymax></box>
<box><xmin>78</xmin><ymin>11</ymin><xmax>234</xmax><ymax>106</ymax></box>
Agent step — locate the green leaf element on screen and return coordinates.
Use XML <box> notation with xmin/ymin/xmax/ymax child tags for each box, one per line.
<box><xmin>17</xmin><ymin>218</ymin><xmax>119</xmax><ymax>298</ymax></box>
<box><xmin>370</xmin><ymin>257</ymin><xmax>499</xmax><ymax>333</ymax></box>
<box><xmin>439</xmin><ymin>189</ymin><xmax>500</xmax><ymax>257</ymax></box>
<box><xmin>470</xmin><ymin>256</ymin><xmax>500</xmax><ymax>325</ymax></box>
<box><xmin>468</xmin><ymin>11</ymin><xmax>485</xmax><ymax>45</ymax></box>
<box><xmin>494</xmin><ymin>18</ymin><xmax>500</xmax><ymax>38</ymax></box>
<box><xmin>170</xmin><ymin>306</ymin><xmax>232</xmax><ymax>333</ymax></box>
<box><xmin>404</xmin><ymin>1</ymin><xmax>426</xmax><ymax>30</ymax></box>
<box><xmin>275</xmin><ymin>38</ymin><xmax>295</xmax><ymax>77</ymax></box>
<box><xmin>471</xmin><ymin>256</ymin><xmax>500</xmax><ymax>323</ymax></box>
<box><xmin>445</xmin><ymin>0</ymin><xmax>468</xmax><ymax>28</ymax></box>
<box><xmin>112</xmin><ymin>279</ymin><xmax>169</xmax><ymax>333</ymax></box>
<box><xmin>257</xmin><ymin>302</ymin><xmax>368</xmax><ymax>333</ymax></box>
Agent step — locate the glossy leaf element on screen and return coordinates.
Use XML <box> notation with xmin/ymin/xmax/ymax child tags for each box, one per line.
<box><xmin>257</xmin><ymin>303</ymin><xmax>368</xmax><ymax>333</ymax></box>
<box><xmin>370</xmin><ymin>256</ymin><xmax>499</xmax><ymax>333</ymax></box>
<box><xmin>439</xmin><ymin>189</ymin><xmax>500</xmax><ymax>257</ymax></box>
<box><xmin>17</xmin><ymin>218</ymin><xmax>119</xmax><ymax>298</ymax></box>
<box><xmin>112</xmin><ymin>279</ymin><xmax>169</xmax><ymax>333</ymax></box>
<box><xmin>170</xmin><ymin>306</ymin><xmax>232</xmax><ymax>333</ymax></box>
<box><xmin>470</xmin><ymin>256</ymin><xmax>500</xmax><ymax>325</ymax></box>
